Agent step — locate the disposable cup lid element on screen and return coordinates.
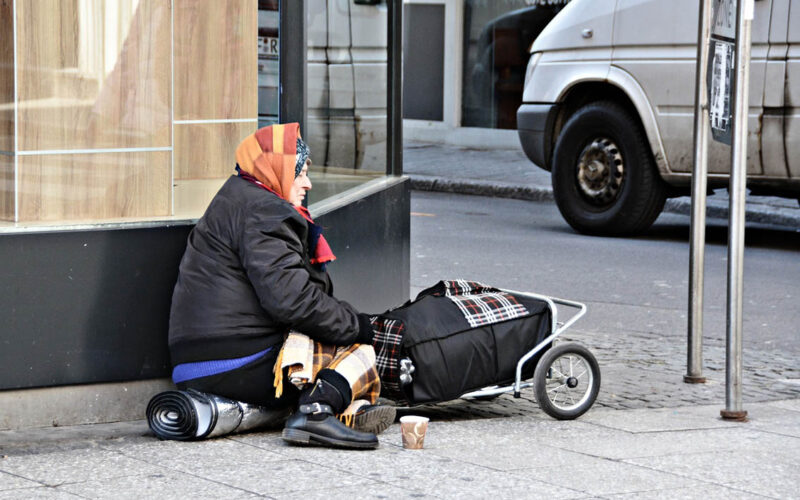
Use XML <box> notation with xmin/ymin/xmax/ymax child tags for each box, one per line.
<box><xmin>400</xmin><ymin>415</ymin><xmax>429</xmax><ymax>424</ymax></box>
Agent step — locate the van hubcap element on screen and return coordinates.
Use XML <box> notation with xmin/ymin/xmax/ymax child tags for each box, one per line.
<box><xmin>576</xmin><ymin>138</ymin><xmax>624</xmax><ymax>206</ymax></box>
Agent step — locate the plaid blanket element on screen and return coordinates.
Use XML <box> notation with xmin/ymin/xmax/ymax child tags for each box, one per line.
<box><xmin>273</xmin><ymin>331</ymin><xmax>380</xmax><ymax>417</ymax></box>
<box><xmin>371</xmin><ymin>317</ymin><xmax>406</xmax><ymax>396</ymax></box>
<box><xmin>372</xmin><ymin>280</ymin><xmax>530</xmax><ymax>398</ymax></box>
<box><xmin>426</xmin><ymin>279</ymin><xmax>530</xmax><ymax>328</ymax></box>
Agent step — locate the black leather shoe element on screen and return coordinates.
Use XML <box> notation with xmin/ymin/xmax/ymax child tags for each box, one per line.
<box><xmin>282</xmin><ymin>402</ymin><xmax>379</xmax><ymax>450</ymax></box>
<box><xmin>349</xmin><ymin>404</ymin><xmax>396</xmax><ymax>435</ymax></box>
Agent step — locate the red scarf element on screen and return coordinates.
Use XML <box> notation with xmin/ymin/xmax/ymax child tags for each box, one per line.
<box><xmin>238</xmin><ymin>170</ymin><xmax>336</xmax><ymax>268</ymax></box>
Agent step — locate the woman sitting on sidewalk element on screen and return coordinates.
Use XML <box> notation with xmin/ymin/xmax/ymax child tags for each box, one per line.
<box><xmin>167</xmin><ymin>123</ymin><xmax>394</xmax><ymax>449</ymax></box>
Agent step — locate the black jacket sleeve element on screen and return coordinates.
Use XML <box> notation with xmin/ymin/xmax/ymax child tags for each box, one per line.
<box><xmin>238</xmin><ymin>204</ymin><xmax>373</xmax><ymax>346</ymax></box>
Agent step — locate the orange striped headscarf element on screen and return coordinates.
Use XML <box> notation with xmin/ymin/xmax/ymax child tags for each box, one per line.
<box><xmin>235</xmin><ymin>123</ymin><xmax>302</xmax><ymax>201</ymax></box>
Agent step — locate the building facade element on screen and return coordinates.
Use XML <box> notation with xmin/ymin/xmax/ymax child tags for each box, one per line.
<box><xmin>0</xmin><ymin>0</ymin><xmax>408</xmax><ymax>429</ymax></box>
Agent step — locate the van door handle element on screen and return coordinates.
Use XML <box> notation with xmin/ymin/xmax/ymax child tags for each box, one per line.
<box><xmin>582</xmin><ymin>28</ymin><xmax>593</xmax><ymax>39</ymax></box>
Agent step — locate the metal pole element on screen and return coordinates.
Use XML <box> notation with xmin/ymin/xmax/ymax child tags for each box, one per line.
<box><xmin>279</xmin><ymin>0</ymin><xmax>307</xmax><ymax>131</ymax></box>
<box><xmin>721</xmin><ymin>0</ymin><xmax>752</xmax><ymax>422</ymax></box>
<box><xmin>686</xmin><ymin>0</ymin><xmax>713</xmax><ymax>385</ymax></box>
<box><xmin>387</xmin><ymin>0</ymin><xmax>403</xmax><ymax>176</ymax></box>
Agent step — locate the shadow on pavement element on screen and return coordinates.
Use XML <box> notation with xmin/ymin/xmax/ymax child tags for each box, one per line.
<box><xmin>638</xmin><ymin>221</ymin><xmax>800</xmax><ymax>251</ymax></box>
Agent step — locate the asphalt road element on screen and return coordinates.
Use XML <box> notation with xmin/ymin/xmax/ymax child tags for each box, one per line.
<box><xmin>409</xmin><ymin>191</ymin><xmax>800</xmax><ymax>411</ymax></box>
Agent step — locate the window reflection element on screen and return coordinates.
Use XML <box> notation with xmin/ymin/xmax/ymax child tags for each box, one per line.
<box><xmin>307</xmin><ymin>0</ymin><xmax>387</xmax><ymax>175</ymax></box>
<box><xmin>258</xmin><ymin>0</ymin><xmax>280</xmax><ymax>128</ymax></box>
<box><xmin>303</xmin><ymin>0</ymin><xmax>386</xmax><ymax>205</ymax></box>
<box><xmin>461</xmin><ymin>0</ymin><xmax>566</xmax><ymax>129</ymax></box>
<box><xmin>1</xmin><ymin>0</ymin><xmax>389</xmax><ymax>229</ymax></box>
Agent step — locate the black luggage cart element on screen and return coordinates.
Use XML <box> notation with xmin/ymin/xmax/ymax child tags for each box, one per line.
<box><xmin>375</xmin><ymin>284</ymin><xmax>600</xmax><ymax>420</ymax></box>
<box><xmin>460</xmin><ymin>291</ymin><xmax>598</xmax><ymax>420</ymax></box>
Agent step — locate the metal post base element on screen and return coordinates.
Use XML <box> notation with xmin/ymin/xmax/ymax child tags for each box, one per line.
<box><xmin>683</xmin><ymin>375</ymin><xmax>707</xmax><ymax>384</ymax></box>
<box><xmin>720</xmin><ymin>409</ymin><xmax>748</xmax><ymax>422</ymax></box>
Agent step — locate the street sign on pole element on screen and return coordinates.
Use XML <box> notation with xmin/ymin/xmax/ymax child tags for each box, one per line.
<box><xmin>708</xmin><ymin>0</ymin><xmax>736</xmax><ymax>145</ymax></box>
<box><xmin>688</xmin><ymin>0</ymin><xmax>752</xmax><ymax>422</ymax></box>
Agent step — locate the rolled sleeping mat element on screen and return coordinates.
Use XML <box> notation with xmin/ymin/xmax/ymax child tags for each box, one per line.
<box><xmin>146</xmin><ymin>389</ymin><xmax>289</xmax><ymax>441</ymax></box>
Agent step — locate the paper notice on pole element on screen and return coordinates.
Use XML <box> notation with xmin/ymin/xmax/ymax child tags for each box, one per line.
<box><xmin>712</xmin><ymin>0</ymin><xmax>736</xmax><ymax>40</ymax></box>
<box><xmin>744</xmin><ymin>0</ymin><xmax>754</xmax><ymax>20</ymax></box>
<box><xmin>708</xmin><ymin>39</ymin><xmax>734</xmax><ymax>145</ymax></box>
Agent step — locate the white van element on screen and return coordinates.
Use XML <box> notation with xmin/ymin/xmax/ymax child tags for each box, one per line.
<box><xmin>517</xmin><ymin>0</ymin><xmax>800</xmax><ymax>235</ymax></box>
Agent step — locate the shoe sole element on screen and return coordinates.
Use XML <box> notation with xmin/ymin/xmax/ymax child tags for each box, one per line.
<box><xmin>354</xmin><ymin>406</ymin><xmax>396</xmax><ymax>435</ymax></box>
<box><xmin>282</xmin><ymin>428</ymin><xmax>379</xmax><ymax>450</ymax></box>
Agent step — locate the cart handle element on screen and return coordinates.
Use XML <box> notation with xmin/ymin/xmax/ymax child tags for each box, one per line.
<box><xmin>501</xmin><ymin>290</ymin><xmax>587</xmax><ymax>397</ymax></box>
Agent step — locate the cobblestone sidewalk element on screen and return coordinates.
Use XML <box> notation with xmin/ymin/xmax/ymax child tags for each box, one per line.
<box><xmin>395</xmin><ymin>323</ymin><xmax>798</xmax><ymax>422</ymax></box>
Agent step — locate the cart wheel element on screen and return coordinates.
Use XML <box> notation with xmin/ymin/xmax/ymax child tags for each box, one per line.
<box><xmin>533</xmin><ymin>343</ymin><xmax>600</xmax><ymax>420</ymax></box>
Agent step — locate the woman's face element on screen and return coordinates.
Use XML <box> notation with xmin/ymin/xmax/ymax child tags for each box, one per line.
<box><xmin>289</xmin><ymin>160</ymin><xmax>312</xmax><ymax>207</ymax></box>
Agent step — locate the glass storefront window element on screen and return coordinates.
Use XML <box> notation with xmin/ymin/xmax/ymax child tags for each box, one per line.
<box><xmin>258</xmin><ymin>0</ymin><xmax>280</xmax><ymax>128</ymax></box>
<box><xmin>2</xmin><ymin>0</ymin><xmax>172</xmax><ymax>226</ymax></box>
<box><xmin>0</xmin><ymin>0</ymin><xmax>389</xmax><ymax>230</ymax></box>
<box><xmin>0</xmin><ymin>0</ymin><xmax>257</xmax><ymax>229</ymax></box>
<box><xmin>461</xmin><ymin>0</ymin><xmax>567</xmax><ymax>129</ymax></box>
<box><xmin>305</xmin><ymin>0</ymin><xmax>387</xmax><ymax>205</ymax></box>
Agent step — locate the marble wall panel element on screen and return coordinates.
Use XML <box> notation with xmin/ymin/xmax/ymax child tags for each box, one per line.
<box><xmin>0</xmin><ymin>0</ymin><xmax>14</xmax><ymax>153</ymax></box>
<box><xmin>174</xmin><ymin>121</ymin><xmax>254</xmax><ymax>179</ymax></box>
<box><xmin>174</xmin><ymin>0</ymin><xmax>258</xmax><ymax>120</ymax></box>
<box><xmin>17</xmin><ymin>152</ymin><xmax>170</xmax><ymax>222</ymax></box>
<box><xmin>0</xmin><ymin>154</ymin><xmax>13</xmax><ymax>221</ymax></box>
<box><xmin>15</xmin><ymin>0</ymin><xmax>171</xmax><ymax>152</ymax></box>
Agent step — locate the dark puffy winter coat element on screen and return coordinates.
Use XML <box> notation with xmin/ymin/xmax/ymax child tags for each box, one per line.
<box><xmin>168</xmin><ymin>176</ymin><xmax>372</xmax><ymax>366</ymax></box>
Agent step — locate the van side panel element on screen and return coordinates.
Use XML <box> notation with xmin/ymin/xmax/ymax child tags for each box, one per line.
<box><xmin>762</xmin><ymin>0</ymin><xmax>791</xmax><ymax>179</ymax></box>
<box><xmin>611</xmin><ymin>0</ymin><xmax>769</xmax><ymax>175</ymax></box>
<box><xmin>531</xmin><ymin>0</ymin><xmax>615</xmax><ymax>54</ymax></box>
<box><xmin>784</xmin><ymin>2</ymin><xmax>800</xmax><ymax>179</ymax></box>
<box><xmin>605</xmin><ymin>67</ymin><xmax>670</xmax><ymax>175</ymax></box>
<box><xmin>522</xmin><ymin>55</ymin><xmax>611</xmax><ymax>103</ymax></box>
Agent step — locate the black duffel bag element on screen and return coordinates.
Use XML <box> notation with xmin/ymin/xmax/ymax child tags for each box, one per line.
<box><xmin>372</xmin><ymin>280</ymin><xmax>552</xmax><ymax>405</ymax></box>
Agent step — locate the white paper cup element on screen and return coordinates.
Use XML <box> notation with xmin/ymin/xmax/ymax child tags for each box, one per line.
<box><xmin>400</xmin><ymin>415</ymin><xmax>429</xmax><ymax>449</ymax></box>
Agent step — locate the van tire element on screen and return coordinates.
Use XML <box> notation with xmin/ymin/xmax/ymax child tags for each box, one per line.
<box><xmin>551</xmin><ymin>101</ymin><xmax>666</xmax><ymax>235</ymax></box>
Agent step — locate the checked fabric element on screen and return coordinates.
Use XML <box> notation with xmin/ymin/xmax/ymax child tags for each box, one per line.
<box><xmin>371</xmin><ymin>280</ymin><xmax>530</xmax><ymax>398</ymax></box>
<box><xmin>272</xmin><ymin>331</ymin><xmax>381</xmax><ymax>417</ymax></box>
<box><xmin>370</xmin><ymin>317</ymin><xmax>405</xmax><ymax>396</ymax></box>
<box><xmin>433</xmin><ymin>279</ymin><xmax>530</xmax><ymax>328</ymax></box>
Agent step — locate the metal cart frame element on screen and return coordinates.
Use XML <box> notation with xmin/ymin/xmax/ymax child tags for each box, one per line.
<box><xmin>459</xmin><ymin>290</ymin><xmax>588</xmax><ymax>400</ymax></box>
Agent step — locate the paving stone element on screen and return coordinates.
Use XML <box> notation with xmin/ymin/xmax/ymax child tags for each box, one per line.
<box><xmin>231</xmin><ymin>429</ymin><xmax>438</xmax><ymax>466</ymax></box>
<box><xmin>513</xmin><ymin>459</ymin><xmax>704</xmax><ymax>497</ymax></box>
<box><xmin>236</xmin><ymin>424</ymin><xmax>587</xmax><ymax>499</ymax></box>
<box><xmin>625</xmin><ymin>450</ymin><xmax>800</xmax><ymax>497</ymax></box>
<box><xmin>108</xmin><ymin>437</ymin><xmax>369</xmax><ymax>496</ymax></box>
<box><xmin>104</xmin><ymin>435</ymin><xmax>287</xmax><ymax>470</ymax></box>
<box><xmin>0</xmin><ymin>486</ymin><xmax>83</xmax><ymax>499</ymax></box>
<box><xmin>271</xmin><ymin>483</ymin><xmax>433</xmax><ymax>500</ymax></box>
<box><xmin>742</xmin><ymin>404</ymin><xmax>800</xmax><ymax>438</ymax></box>
<box><xmin>57</xmin><ymin>472</ymin><xmax>260</xmax><ymax>499</ymax></box>
<box><xmin>0</xmin><ymin>448</ymin><xmax>162</xmax><ymax>487</ymax></box>
<box><xmin>428</xmin><ymin>441</ymin><xmax>601</xmax><ymax>472</ymax></box>
<box><xmin>603</xmin><ymin>484</ymin><xmax>771</xmax><ymax>499</ymax></box>
<box><xmin>195</xmin><ymin>458</ymin><xmax>373</xmax><ymax>496</ymax></box>
<box><xmin>0</xmin><ymin>470</ymin><xmax>40</xmax><ymax>491</ymax></box>
<box><xmin>765</xmin><ymin>399</ymin><xmax>800</xmax><ymax>413</ymax></box>
<box><xmin>0</xmin><ymin>421</ymin><xmax>149</xmax><ymax>458</ymax></box>
<box><xmin>725</xmin><ymin>479</ymin><xmax>800</xmax><ymax>500</ymax></box>
<box><xmin>531</xmin><ymin>426</ymin><xmax>790</xmax><ymax>461</ymax></box>
<box><xmin>579</xmin><ymin>405</ymin><xmax>740</xmax><ymax>433</ymax></box>
<box><xmin>382</xmin><ymin>459</ymin><xmax>586</xmax><ymax>500</ymax></box>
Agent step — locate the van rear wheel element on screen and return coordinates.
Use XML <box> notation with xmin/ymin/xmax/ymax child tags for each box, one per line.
<box><xmin>551</xmin><ymin>101</ymin><xmax>666</xmax><ymax>235</ymax></box>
